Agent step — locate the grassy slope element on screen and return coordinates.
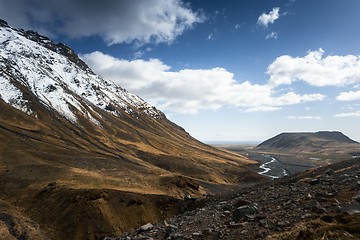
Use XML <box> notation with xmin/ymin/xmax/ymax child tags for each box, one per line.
<box><xmin>0</xmin><ymin>96</ymin><xmax>262</xmax><ymax>239</ymax></box>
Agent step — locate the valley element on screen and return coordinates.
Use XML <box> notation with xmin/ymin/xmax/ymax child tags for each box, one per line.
<box><xmin>0</xmin><ymin>20</ymin><xmax>265</xmax><ymax>240</ymax></box>
<box><xmin>1</xmin><ymin>19</ymin><xmax>360</xmax><ymax>240</ymax></box>
<box><xmin>118</xmin><ymin>157</ymin><xmax>360</xmax><ymax>239</ymax></box>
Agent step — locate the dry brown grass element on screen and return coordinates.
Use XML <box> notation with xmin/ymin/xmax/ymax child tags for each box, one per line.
<box><xmin>0</xmin><ymin>97</ymin><xmax>264</xmax><ymax>239</ymax></box>
<box><xmin>266</xmin><ymin>214</ymin><xmax>360</xmax><ymax>240</ymax></box>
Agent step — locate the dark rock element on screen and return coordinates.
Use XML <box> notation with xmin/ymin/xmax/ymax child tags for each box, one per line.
<box><xmin>315</xmin><ymin>191</ymin><xmax>333</xmax><ymax>202</ymax></box>
<box><xmin>170</xmin><ymin>233</ymin><xmax>185</xmax><ymax>239</ymax></box>
<box><xmin>222</xmin><ymin>204</ymin><xmax>233</xmax><ymax>211</ymax></box>
<box><xmin>232</xmin><ymin>205</ymin><xmax>258</xmax><ymax>222</ymax></box>
<box><xmin>233</xmin><ymin>199</ymin><xmax>251</xmax><ymax>208</ymax></box>
<box><xmin>105</xmin><ymin>103</ymin><xmax>116</xmax><ymax>111</ymax></box>
<box><xmin>353</xmin><ymin>193</ymin><xmax>360</xmax><ymax>203</ymax></box>
<box><xmin>47</xmin><ymin>182</ymin><xmax>58</xmax><ymax>189</ymax></box>
<box><xmin>309</xmin><ymin>179</ymin><xmax>320</xmax><ymax>185</ymax></box>
<box><xmin>312</xmin><ymin>205</ymin><xmax>326</xmax><ymax>214</ymax></box>
<box><xmin>0</xmin><ymin>19</ymin><xmax>9</xmax><ymax>27</ymax></box>
<box><xmin>227</xmin><ymin>222</ymin><xmax>245</xmax><ymax>228</ymax></box>
<box><xmin>259</xmin><ymin>219</ymin><xmax>268</xmax><ymax>226</ymax></box>
<box><xmin>276</xmin><ymin>221</ymin><xmax>289</xmax><ymax>227</ymax></box>
<box><xmin>351</xmin><ymin>181</ymin><xmax>360</xmax><ymax>190</ymax></box>
<box><xmin>164</xmin><ymin>227</ymin><xmax>175</xmax><ymax>238</ymax></box>
<box><xmin>320</xmin><ymin>215</ymin><xmax>334</xmax><ymax>223</ymax></box>
<box><xmin>325</xmin><ymin>169</ymin><xmax>335</xmax><ymax>175</ymax></box>
<box><xmin>164</xmin><ymin>223</ymin><xmax>178</xmax><ymax>238</ymax></box>
<box><xmin>340</xmin><ymin>204</ymin><xmax>360</xmax><ymax>214</ymax></box>
<box><xmin>46</xmin><ymin>84</ymin><xmax>57</xmax><ymax>92</ymax></box>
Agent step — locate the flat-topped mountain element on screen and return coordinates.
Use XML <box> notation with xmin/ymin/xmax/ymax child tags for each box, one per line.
<box><xmin>256</xmin><ymin>131</ymin><xmax>360</xmax><ymax>155</ymax></box>
<box><xmin>0</xmin><ymin>20</ymin><xmax>261</xmax><ymax>239</ymax></box>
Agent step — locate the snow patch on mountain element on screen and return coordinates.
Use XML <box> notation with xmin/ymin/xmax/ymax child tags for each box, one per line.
<box><xmin>0</xmin><ymin>21</ymin><xmax>162</xmax><ymax>123</ymax></box>
<box><xmin>0</xmin><ymin>74</ymin><xmax>32</xmax><ymax>114</ymax></box>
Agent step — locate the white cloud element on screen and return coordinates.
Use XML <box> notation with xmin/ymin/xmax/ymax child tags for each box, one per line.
<box><xmin>82</xmin><ymin>51</ymin><xmax>325</xmax><ymax>114</ymax></box>
<box><xmin>268</xmin><ymin>49</ymin><xmax>360</xmax><ymax>87</ymax></box>
<box><xmin>286</xmin><ymin>116</ymin><xmax>322</xmax><ymax>120</ymax></box>
<box><xmin>272</xmin><ymin>92</ymin><xmax>325</xmax><ymax>106</ymax></box>
<box><xmin>266</xmin><ymin>32</ymin><xmax>278</xmax><ymax>39</ymax></box>
<box><xmin>337</xmin><ymin>90</ymin><xmax>360</xmax><ymax>101</ymax></box>
<box><xmin>245</xmin><ymin>106</ymin><xmax>281</xmax><ymax>112</ymax></box>
<box><xmin>81</xmin><ymin>51</ymin><xmax>169</xmax><ymax>90</ymax></box>
<box><xmin>335</xmin><ymin>111</ymin><xmax>360</xmax><ymax>117</ymax></box>
<box><xmin>257</xmin><ymin>7</ymin><xmax>280</xmax><ymax>27</ymax></box>
<box><xmin>0</xmin><ymin>0</ymin><xmax>203</xmax><ymax>45</ymax></box>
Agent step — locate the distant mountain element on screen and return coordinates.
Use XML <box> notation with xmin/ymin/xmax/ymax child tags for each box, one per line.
<box><xmin>255</xmin><ymin>131</ymin><xmax>360</xmax><ymax>155</ymax></box>
<box><xmin>0</xmin><ymin>20</ymin><xmax>261</xmax><ymax>239</ymax></box>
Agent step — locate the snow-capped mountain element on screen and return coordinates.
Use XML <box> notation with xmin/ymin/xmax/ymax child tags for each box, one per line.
<box><xmin>0</xmin><ymin>20</ymin><xmax>260</xmax><ymax>240</ymax></box>
<box><xmin>0</xmin><ymin>19</ymin><xmax>162</xmax><ymax>123</ymax></box>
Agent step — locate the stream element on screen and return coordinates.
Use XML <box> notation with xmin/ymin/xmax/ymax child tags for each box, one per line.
<box><xmin>258</xmin><ymin>154</ymin><xmax>289</xmax><ymax>179</ymax></box>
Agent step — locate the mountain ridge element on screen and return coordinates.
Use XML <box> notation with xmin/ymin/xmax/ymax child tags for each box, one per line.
<box><xmin>0</xmin><ymin>19</ymin><xmax>163</xmax><ymax>121</ymax></box>
<box><xmin>256</xmin><ymin>131</ymin><xmax>360</xmax><ymax>155</ymax></box>
<box><xmin>0</xmin><ymin>20</ymin><xmax>263</xmax><ymax>239</ymax></box>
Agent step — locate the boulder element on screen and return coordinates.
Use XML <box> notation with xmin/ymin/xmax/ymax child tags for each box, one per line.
<box><xmin>232</xmin><ymin>205</ymin><xmax>258</xmax><ymax>222</ymax></box>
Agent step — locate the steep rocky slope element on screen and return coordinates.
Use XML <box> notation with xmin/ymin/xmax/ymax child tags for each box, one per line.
<box><xmin>0</xmin><ymin>20</ymin><xmax>262</xmax><ymax>239</ymax></box>
<box><xmin>118</xmin><ymin>158</ymin><xmax>360</xmax><ymax>240</ymax></box>
<box><xmin>256</xmin><ymin>131</ymin><xmax>360</xmax><ymax>156</ymax></box>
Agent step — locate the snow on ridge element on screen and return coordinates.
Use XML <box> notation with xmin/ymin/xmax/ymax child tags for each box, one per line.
<box><xmin>0</xmin><ymin>24</ymin><xmax>162</xmax><ymax>122</ymax></box>
<box><xmin>0</xmin><ymin>75</ymin><xmax>32</xmax><ymax>114</ymax></box>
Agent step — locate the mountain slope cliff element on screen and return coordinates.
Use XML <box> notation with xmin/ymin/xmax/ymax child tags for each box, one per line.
<box><xmin>0</xmin><ymin>20</ymin><xmax>262</xmax><ymax>239</ymax></box>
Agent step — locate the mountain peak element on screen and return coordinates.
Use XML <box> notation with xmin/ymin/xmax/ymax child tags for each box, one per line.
<box><xmin>22</xmin><ymin>28</ymin><xmax>93</xmax><ymax>73</ymax></box>
<box><xmin>0</xmin><ymin>20</ymin><xmax>163</xmax><ymax>122</ymax></box>
<box><xmin>0</xmin><ymin>19</ymin><xmax>9</xmax><ymax>27</ymax></box>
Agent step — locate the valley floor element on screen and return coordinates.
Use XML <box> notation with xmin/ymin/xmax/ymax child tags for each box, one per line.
<box><xmin>115</xmin><ymin>158</ymin><xmax>360</xmax><ymax>239</ymax></box>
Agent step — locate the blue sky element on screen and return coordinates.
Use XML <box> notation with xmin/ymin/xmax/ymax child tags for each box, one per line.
<box><xmin>1</xmin><ymin>0</ymin><xmax>360</xmax><ymax>142</ymax></box>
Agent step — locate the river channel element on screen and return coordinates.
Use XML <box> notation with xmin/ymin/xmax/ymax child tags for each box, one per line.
<box><xmin>258</xmin><ymin>154</ymin><xmax>289</xmax><ymax>179</ymax></box>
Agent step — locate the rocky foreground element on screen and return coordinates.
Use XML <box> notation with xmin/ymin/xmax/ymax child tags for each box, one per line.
<box><xmin>110</xmin><ymin>158</ymin><xmax>360</xmax><ymax>240</ymax></box>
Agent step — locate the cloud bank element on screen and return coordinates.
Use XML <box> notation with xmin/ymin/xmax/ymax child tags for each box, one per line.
<box><xmin>286</xmin><ymin>116</ymin><xmax>322</xmax><ymax>120</ymax></box>
<box><xmin>82</xmin><ymin>51</ymin><xmax>325</xmax><ymax>114</ymax></box>
<box><xmin>337</xmin><ymin>90</ymin><xmax>360</xmax><ymax>101</ymax></box>
<box><xmin>257</xmin><ymin>7</ymin><xmax>280</xmax><ymax>27</ymax></box>
<box><xmin>335</xmin><ymin>111</ymin><xmax>360</xmax><ymax>117</ymax></box>
<box><xmin>268</xmin><ymin>49</ymin><xmax>360</xmax><ymax>87</ymax></box>
<box><xmin>83</xmin><ymin>49</ymin><xmax>360</xmax><ymax>115</ymax></box>
<box><xmin>0</xmin><ymin>0</ymin><xmax>203</xmax><ymax>45</ymax></box>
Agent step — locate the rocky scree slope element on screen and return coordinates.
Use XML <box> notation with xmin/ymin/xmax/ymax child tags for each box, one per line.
<box><xmin>0</xmin><ymin>19</ymin><xmax>262</xmax><ymax>239</ymax></box>
<box><xmin>117</xmin><ymin>158</ymin><xmax>360</xmax><ymax>240</ymax></box>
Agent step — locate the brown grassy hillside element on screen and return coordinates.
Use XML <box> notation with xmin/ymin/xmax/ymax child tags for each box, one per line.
<box><xmin>0</xmin><ymin>98</ymin><xmax>264</xmax><ymax>239</ymax></box>
<box><xmin>0</xmin><ymin>21</ymin><xmax>265</xmax><ymax>239</ymax></box>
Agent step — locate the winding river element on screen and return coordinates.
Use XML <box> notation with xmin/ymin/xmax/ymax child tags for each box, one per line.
<box><xmin>258</xmin><ymin>154</ymin><xmax>289</xmax><ymax>179</ymax></box>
